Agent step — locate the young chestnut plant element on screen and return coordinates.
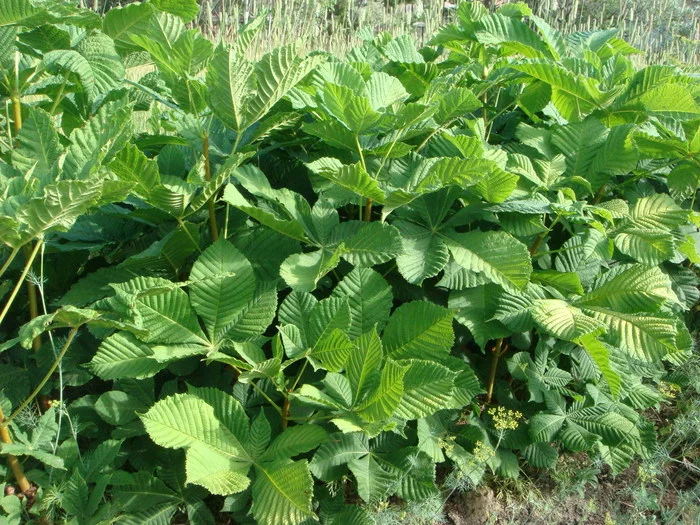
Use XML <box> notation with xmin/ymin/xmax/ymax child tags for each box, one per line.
<box><xmin>0</xmin><ymin>0</ymin><xmax>698</xmax><ymax>523</ymax></box>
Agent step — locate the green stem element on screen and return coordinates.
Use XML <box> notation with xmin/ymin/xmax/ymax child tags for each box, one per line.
<box><xmin>0</xmin><ymin>240</ymin><xmax>42</xmax><ymax>329</ymax></box>
<box><xmin>529</xmin><ymin>215</ymin><xmax>561</xmax><ymax>256</ymax></box>
<box><xmin>1</xmin><ymin>327</ymin><xmax>79</xmax><ymax>428</ymax></box>
<box><xmin>177</xmin><ymin>218</ymin><xmax>202</xmax><ymax>253</ymax></box>
<box><xmin>281</xmin><ymin>398</ymin><xmax>290</xmax><ymax>430</ymax></box>
<box><xmin>48</xmin><ymin>77</ymin><xmax>68</xmax><ymax>116</ymax></box>
<box><xmin>202</xmin><ymin>133</ymin><xmax>219</xmax><ymax>241</ymax></box>
<box><xmin>290</xmin><ymin>360</ymin><xmax>309</xmax><ymax>393</ymax></box>
<box><xmin>485</xmin><ymin>338</ymin><xmax>505</xmax><ymax>405</ymax></box>
<box><xmin>230</xmin><ymin>364</ymin><xmax>283</xmax><ymax>416</ymax></box>
<box><xmin>23</xmin><ymin>244</ymin><xmax>40</xmax><ymax>351</ymax></box>
<box><xmin>363</xmin><ymin>198</ymin><xmax>373</xmax><ymax>222</ymax></box>
<box><xmin>123</xmin><ymin>79</ymin><xmax>181</xmax><ymax>112</ymax></box>
<box><xmin>0</xmin><ymin>246</ymin><xmax>20</xmax><ymax>281</ymax></box>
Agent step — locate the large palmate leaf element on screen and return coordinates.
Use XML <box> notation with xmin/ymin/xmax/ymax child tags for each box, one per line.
<box><xmin>444</xmin><ymin>230</ymin><xmax>532</xmax><ymax>294</ymax></box>
<box><xmin>140</xmin><ymin>393</ymin><xmax>252</xmax><ymax>495</ymax></box>
<box><xmin>581</xmin><ymin>306</ymin><xmax>681</xmax><ymax>362</ymax></box>
<box><xmin>306</xmin><ymin>158</ymin><xmax>385</xmax><ymax>203</ymax></box>
<box><xmin>450</xmin><ymin>284</ymin><xmax>511</xmax><ymax>348</ymax></box>
<box><xmin>576</xmin><ymin>265</ymin><xmax>679</xmax><ymax>312</ymax></box>
<box><xmin>331</xmin><ymin>268</ymin><xmax>393</xmax><ymax>339</ymax></box>
<box><xmin>394</xmin><ymin>220</ymin><xmax>449</xmax><ymax>285</ymax></box>
<box><xmin>188</xmin><ymin>240</ymin><xmax>256</xmax><ymax>342</ymax></box>
<box><xmin>383</xmin><ymin>302</ymin><xmax>455</xmax><ymax>361</ymax></box>
<box><xmin>251</xmin><ymin>460</ymin><xmax>315</xmax><ymax>525</ymax></box>
<box><xmin>89</xmin><ymin>332</ymin><xmax>165</xmax><ymax>380</ymax></box>
<box><xmin>10</xmin><ymin>107</ymin><xmax>60</xmax><ymax>186</ymax></box>
<box><xmin>113</xmin><ymin>278</ymin><xmax>209</xmax><ymax>346</ymax></box>
<box><xmin>511</xmin><ymin>60</ymin><xmax>603</xmax><ymax>121</ymax></box>
<box><xmin>11</xmin><ymin>180</ymin><xmax>121</xmax><ymax>248</ymax></box>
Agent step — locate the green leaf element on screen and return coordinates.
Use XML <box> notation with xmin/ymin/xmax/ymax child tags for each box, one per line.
<box><xmin>0</xmin><ymin>0</ymin><xmax>41</xmax><ymax>26</ymax></box>
<box><xmin>522</xmin><ymin>442</ymin><xmax>558</xmax><ymax>469</ymax></box>
<box><xmin>320</xmin><ymin>83</ymin><xmax>381</xmax><ymax>133</ymax></box>
<box><xmin>476</xmin><ymin>14</ymin><xmax>551</xmax><ymax>58</ymax></box>
<box><xmin>366</xmin><ymin>72</ymin><xmax>408</xmax><ymax>109</ymax></box>
<box><xmin>445</xmin><ymin>230</ymin><xmax>532</xmax><ymax>294</ymax></box>
<box><xmin>260</xmin><ymin>425</ymin><xmax>328</xmax><ymax>462</ymax></box>
<box><xmin>348</xmin><ymin>454</ymin><xmax>395</xmax><ymax>503</ymax></box>
<box><xmin>280</xmin><ymin>246</ymin><xmax>343</xmax><ymax>292</ymax></box>
<box><xmin>117</xmin><ymin>279</ymin><xmax>208</xmax><ymax>346</ymax></box>
<box><xmin>309</xmin><ymin>329</ymin><xmax>355</xmax><ymax>371</ymax></box>
<box><xmin>330</xmin><ymin>222</ymin><xmax>403</xmax><ymax>267</ymax></box>
<box><xmin>109</xmin><ymin>143</ymin><xmax>161</xmax><ymax>200</ymax></box>
<box><xmin>555</xmin><ymin>229</ymin><xmax>612</xmax><ymax>288</ymax></box>
<box><xmin>511</xmin><ymin>60</ymin><xmax>602</xmax><ymax>121</ymax></box>
<box><xmin>578</xmin><ymin>333</ymin><xmax>621</xmax><ymax>397</ymax></box>
<box><xmin>582</xmin><ymin>306</ymin><xmax>680</xmax><ymax>362</ymax></box>
<box><xmin>189</xmin><ymin>240</ymin><xmax>256</xmax><ymax>342</ymax></box>
<box><xmin>576</xmin><ymin>265</ymin><xmax>678</xmax><ymax>313</ymax></box>
<box><xmin>450</xmin><ymin>284</ymin><xmax>511</xmax><ymax>348</ymax></box>
<box><xmin>348</xmin><ymin>330</ymin><xmax>383</xmax><ymax>406</ymax></box>
<box><xmin>223</xmin><ymin>281</ymin><xmax>278</xmax><ymax>341</ymax></box>
<box><xmin>141</xmin><ymin>394</ymin><xmax>251</xmax><ymax>495</ymax></box>
<box><xmin>383</xmin><ymin>302</ymin><xmax>455</xmax><ymax>361</ymax></box>
<box><xmin>103</xmin><ymin>2</ymin><xmax>156</xmax><ymax>53</ymax></box>
<box><xmin>245</xmin><ymin>45</ymin><xmax>325</xmax><ymax>127</ymax></box>
<box><xmin>10</xmin><ymin>107</ymin><xmax>59</xmax><ymax>186</ymax></box>
<box><xmin>629</xmin><ymin>193</ymin><xmax>689</xmax><ymax>230</ymax></box>
<box><xmin>252</xmin><ymin>460</ymin><xmax>315</xmax><ymax>525</ymax></box>
<box><xmin>206</xmin><ymin>44</ymin><xmax>254</xmax><ymax>132</ymax></box>
<box><xmin>531</xmin><ymin>299</ymin><xmax>606</xmax><ymax>341</ymax></box>
<box><xmin>151</xmin><ymin>0</ymin><xmax>199</xmax><ymax>21</ymax></box>
<box><xmin>310</xmin><ymin>432</ymin><xmax>369</xmax><ymax>481</ymax></box>
<box><xmin>394</xmin><ymin>220</ymin><xmax>449</xmax><ymax>285</ymax></box>
<box><xmin>306</xmin><ymin>159</ymin><xmax>385</xmax><ymax>203</ymax></box>
<box><xmin>394</xmin><ymin>360</ymin><xmax>457</xmax><ymax>419</ymax></box>
<box><xmin>331</xmin><ymin>268</ymin><xmax>393</xmax><ymax>339</ymax></box>
<box><xmin>434</xmin><ymin>88</ymin><xmax>481</xmax><ymax>124</ymax></box>
<box><xmin>357</xmin><ymin>360</ymin><xmax>409</xmax><ymax>422</ymax></box>
<box><xmin>12</xmin><ymin>180</ymin><xmax>105</xmax><ymax>246</ymax></box>
<box><xmin>613</xmin><ymin>228</ymin><xmax>675</xmax><ymax>265</ymax></box>
<box><xmin>222</xmin><ymin>184</ymin><xmax>307</xmax><ymax>241</ymax></box>
<box><xmin>89</xmin><ymin>332</ymin><xmax>165</xmax><ymax>380</ymax></box>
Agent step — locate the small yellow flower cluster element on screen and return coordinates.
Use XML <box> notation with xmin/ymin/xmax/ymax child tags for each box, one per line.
<box><xmin>488</xmin><ymin>406</ymin><xmax>523</xmax><ymax>431</ymax></box>
<box><xmin>658</xmin><ymin>382</ymin><xmax>680</xmax><ymax>399</ymax></box>
<box><xmin>637</xmin><ymin>464</ymin><xmax>658</xmax><ymax>484</ymax></box>
<box><xmin>48</xmin><ymin>399</ymin><xmax>62</xmax><ymax>409</ymax></box>
<box><xmin>472</xmin><ymin>441</ymin><xmax>495</xmax><ymax>463</ymax></box>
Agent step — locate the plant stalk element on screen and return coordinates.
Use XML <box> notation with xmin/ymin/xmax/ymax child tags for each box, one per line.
<box><xmin>23</xmin><ymin>244</ymin><xmax>41</xmax><ymax>351</ymax></box>
<box><xmin>0</xmin><ymin>246</ymin><xmax>20</xmax><ymax>281</ymax></box>
<box><xmin>2</xmin><ymin>327</ymin><xmax>78</xmax><ymax>428</ymax></box>
<box><xmin>485</xmin><ymin>338</ymin><xmax>504</xmax><ymax>405</ymax></box>
<box><xmin>363</xmin><ymin>198</ymin><xmax>373</xmax><ymax>221</ymax></box>
<box><xmin>281</xmin><ymin>398</ymin><xmax>290</xmax><ymax>430</ymax></box>
<box><xmin>202</xmin><ymin>133</ymin><xmax>219</xmax><ymax>241</ymax></box>
<box><xmin>0</xmin><ymin>240</ymin><xmax>42</xmax><ymax>329</ymax></box>
<box><xmin>0</xmin><ymin>405</ymin><xmax>31</xmax><ymax>494</ymax></box>
<box><xmin>10</xmin><ymin>91</ymin><xmax>41</xmax><ymax>350</ymax></box>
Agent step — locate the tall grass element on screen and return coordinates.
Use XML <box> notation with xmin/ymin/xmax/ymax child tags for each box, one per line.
<box><xmin>184</xmin><ymin>0</ymin><xmax>699</xmax><ymax>64</ymax></box>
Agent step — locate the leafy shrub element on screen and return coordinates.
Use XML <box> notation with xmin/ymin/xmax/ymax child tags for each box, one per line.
<box><xmin>0</xmin><ymin>0</ymin><xmax>698</xmax><ymax>523</ymax></box>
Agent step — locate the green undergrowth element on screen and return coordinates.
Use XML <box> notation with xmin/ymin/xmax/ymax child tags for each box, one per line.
<box><xmin>0</xmin><ymin>0</ymin><xmax>698</xmax><ymax>523</ymax></box>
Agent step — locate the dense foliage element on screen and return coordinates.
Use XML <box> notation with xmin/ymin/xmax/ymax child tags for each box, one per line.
<box><xmin>0</xmin><ymin>0</ymin><xmax>698</xmax><ymax>523</ymax></box>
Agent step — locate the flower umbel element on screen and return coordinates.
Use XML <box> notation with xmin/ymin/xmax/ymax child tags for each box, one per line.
<box><xmin>488</xmin><ymin>406</ymin><xmax>523</xmax><ymax>431</ymax></box>
<box><xmin>472</xmin><ymin>441</ymin><xmax>495</xmax><ymax>463</ymax></box>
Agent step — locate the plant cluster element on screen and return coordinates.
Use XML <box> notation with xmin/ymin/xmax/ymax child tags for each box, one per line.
<box><xmin>0</xmin><ymin>0</ymin><xmax>698</xmax><ymax>523</ymax></box>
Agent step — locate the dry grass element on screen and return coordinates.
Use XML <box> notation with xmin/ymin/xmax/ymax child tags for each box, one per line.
<box><xmin>181</xmin><ymin>0</ymin><xmax>699</xmax><ymax>64</ymax></box>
